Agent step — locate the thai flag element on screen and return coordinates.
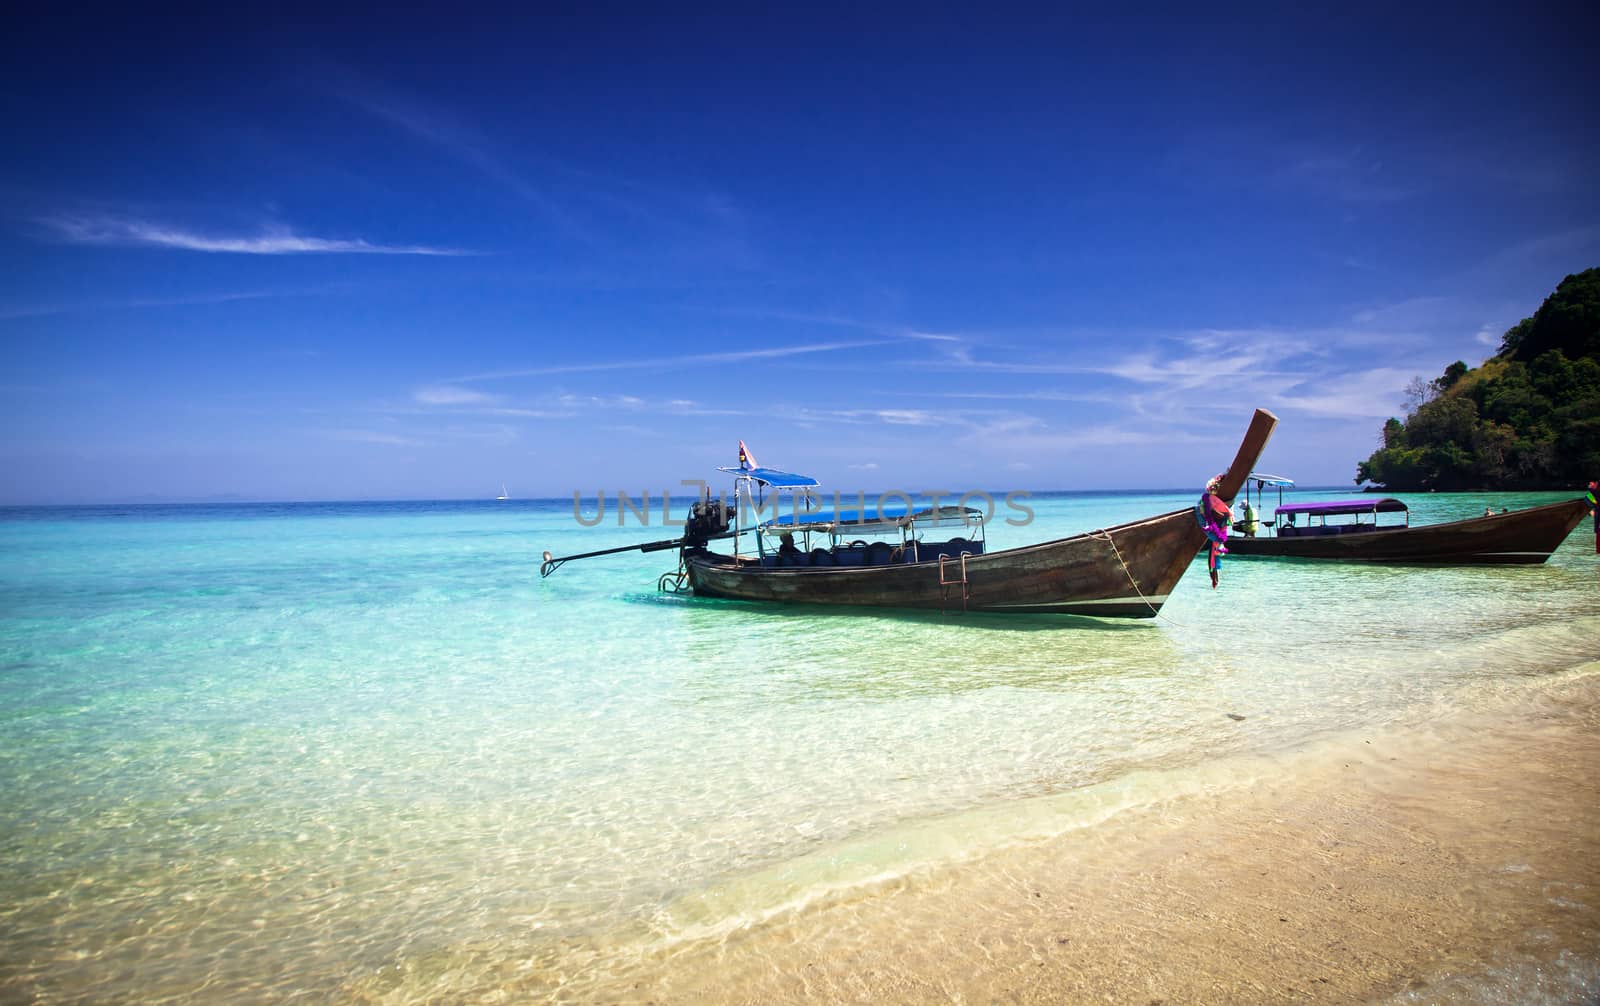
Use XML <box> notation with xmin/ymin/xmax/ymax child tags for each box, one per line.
<box><xmin>738</xmin><ymin>440</ymin><xmax>758</xmax><ymax>471</ymax></box>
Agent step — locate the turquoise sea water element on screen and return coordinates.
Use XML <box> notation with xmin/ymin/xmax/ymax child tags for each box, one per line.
<box><xmin>2</xmin><ymin>489</ymin><xmax>1597</xmax><ymax>1003</ymax></box>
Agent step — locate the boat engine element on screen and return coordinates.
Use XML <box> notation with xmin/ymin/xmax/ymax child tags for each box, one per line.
<box><xmin>682</xmin><ymin>497</ymin><xmax>733</xmax><ymax>550</ymax></box>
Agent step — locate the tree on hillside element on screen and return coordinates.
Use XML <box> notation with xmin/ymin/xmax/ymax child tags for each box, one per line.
<box><xmin>1357</xmin><ymin>268</ymin><xmax>1600</xmax><ymax>490</ymax></box>
<box><xmin>1498</xmin><ymin>267</ymin><xmax>1600</xmax><ymax>362</ymax></box>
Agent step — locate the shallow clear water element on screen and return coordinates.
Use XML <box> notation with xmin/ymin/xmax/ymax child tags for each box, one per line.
<box><xmin>1</xmin><ymin>489</ymin><xmax>1596</xmax><ymax>1002</ymax></box>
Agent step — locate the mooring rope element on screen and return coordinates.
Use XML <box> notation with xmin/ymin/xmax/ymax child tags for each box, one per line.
<box><xmin>1087</xmin><ymin>527</ymin><xmax>1186</xmax><ymax>627</ymax></box>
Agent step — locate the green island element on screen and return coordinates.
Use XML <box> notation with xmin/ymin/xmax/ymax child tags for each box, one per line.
<box><xmin>1357</xmin><ymin>267</ymin><xmax>1600</xmax><ymax>490</ymax></box>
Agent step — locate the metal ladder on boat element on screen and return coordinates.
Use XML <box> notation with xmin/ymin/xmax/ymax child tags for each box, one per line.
<box><xmin>939</xmin><ymin>552</ymin><xmax>971</xmax><ymax>615</ymax></box>
<box><xmin>657</xmin><ymin>557</ymin><xmax>690</xmax><ymax>594</ymax></box>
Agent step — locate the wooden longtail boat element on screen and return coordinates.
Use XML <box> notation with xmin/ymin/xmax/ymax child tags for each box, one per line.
<box><xmin>1223</xmin><ymin>494</ymin><xmax>1588</xmax><ymax>565</ymax></box>
<box><xmin>644</xmin><ymin>408</ymin><xmax>1276</xmax><ymax>618</ymax></box>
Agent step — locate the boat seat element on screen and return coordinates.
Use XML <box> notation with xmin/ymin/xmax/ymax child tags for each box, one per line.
<box><xmin>866</xmin><ymin>541</ymin><xmax>894</xmax><ymax>565</ymax></box>
<box><xmin>761</xmin><ymin>552</ymin><xmax>810</xmax><ymax>567</ymax></box>
<box><xmin>919</xmin><ymin>537</ymin><xmax>983</xmax><ymax>561</ymax></box>
<box><xmin>809</xmin><ymin>548</ymin><xmax>835</xmax><ymax>566</ymax></box>
<box><xmin>833</xmin><ymin>544</ymin><xmax>867</xmax><ymax>566</ymax></box>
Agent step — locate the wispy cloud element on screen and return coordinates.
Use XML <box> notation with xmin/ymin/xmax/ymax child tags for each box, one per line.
<box><xmin>484</xmin><ymin>407</ymin><xmax>578</xmax><ymax>418</ymax></box>
<box><xmin>336</xmin><ymin>83</ymin><xmax>582</xmax><ymax>236</ymax></box>
<box><xmin>0</xmin><ymin>287</ymin><xmax>295</xmax><ymax>321</ymax></box>
<box><xmin>330</xmin><ymin>68</ymin><xmax>756</xmax><ymax>261</ymax></box>
<box><xmin>702</xmin><ymin>307</ymin><xmax>980</xmax><ymax>363</ymax></box>
<box><xmin>383</xmin><ymin>391</ymin><xmax>719</xmax><ymax>422</ymax></box>
<box><xmin>446</xmin><ymin>340</ymin><xmax>893</xmax><ymax>382</ymax></box>
<box><xmin>1464</xmin><ymin>224</ymin><xmax>1600</xmax><ymax>280</ymax></box>
<box><xmin>964</xmin><ymin>330</ymin><xmax>1294</xmax><ymax>394</ymax></box>
<box><xmin>1273</xmin><ymin>367</ymin><xmax>1414</xmax><ymax>419</ymax></box>
<box><xmin>1170</xmin><ymin>131</ymin><xmax>1417</xmax><ymax>206</ymax></box>
<box><xmin>708</xmin><ymin>308</ymin><xmax>964</xmax><ymax>340</ymax></box>
<box><xmin>558</xmin><ymin>393</ymin><xmax>646</xmax><ymax>409</ymax></box>
<box><xmin>898</xmin><ymin>324</ymin><xmax>1422</xmax><ymax>434</ymax></box>
<box><xmin>910</xmin><ymin>389</ymin><xmax>1121</xmax><ymax>405</ymax></box>
<box><xmin>954</xmin><ymin>414</ymin><xmax>1177</xmax><ymax>455</ymax></box>
<box><xmin>1350</xmin><ymin>296</ymin><xmax>1453</xmax><ymax>327</ymax></box>
<box><xmin>1472</xmin><ymin>324</ymin><xmax>1502</xmax><ymax>348</ymax></box>
<box><xmin>1274</xmin><ymin>148</ymin><xmax>1415</xmax><ymax>204</ymax></box>
<box><xmin>1100</xmin><ymin>334</ymin><xmax>1286</xmax><ymax>391</ymax></box>
<box><xmin>40</xmin><ymin>213</ymin><xmax>469</xmax><ymax>255</ymax></box>
<box><xmin>395</xmin><ymin>382</ymin><xmax>1011</xmax><ymax>431</ymax></box>
<box><xmin>770</xmin><ymin>407</ymin><xmax>953</xmax><ymax>427</ymax></box>
<box><xmin>414</xmin><ymin>385</ymin><xmax>498</xmax><ymax>406</ymax></box>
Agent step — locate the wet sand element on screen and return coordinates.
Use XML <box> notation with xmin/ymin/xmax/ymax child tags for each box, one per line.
<box><xmin>601</xmin><ymin>674</ymin><xmax>1600</xmax><ymax>1004</ymax></box>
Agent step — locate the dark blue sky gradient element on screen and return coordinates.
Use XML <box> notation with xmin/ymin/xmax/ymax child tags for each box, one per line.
<box><xmin>3</xmin><ymin>6</ymin><xmax>1596</xmax><ymax>502</ymax></box>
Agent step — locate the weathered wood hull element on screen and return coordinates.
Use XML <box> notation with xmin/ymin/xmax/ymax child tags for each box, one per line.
<box><xmin>681</xmin><ymin>408</ymin><xmax>1280</xmax><ymax>618</ymax></box>
<box><xmin>1224</xmin><ymin>499</ymin><xmax>1588</xmax><ymax>564</ymax></box>
<box><xmin>686</xmin><ymin>507</ymin><xmax>1207</xmax><ymax>617</ymax></box>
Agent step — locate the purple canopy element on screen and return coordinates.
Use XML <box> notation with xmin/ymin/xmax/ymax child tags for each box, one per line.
<box><xmin>1275</xmin><ymin>497</ymin><xmax>1408</xmax><ymax>518</ymax></box>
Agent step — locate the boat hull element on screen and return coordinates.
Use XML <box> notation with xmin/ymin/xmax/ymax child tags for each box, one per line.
<box><xmin>1224</xmin><ymin>499</ymin><xmax>1588</xmax><ymax>564</ymax></box>
<box><xmin>685</xmin><ymin>507</ymin><xmax>1210</xmax><ymax>618</ymax></box>
<box><xmin>680</xmin><ymin>408</ymin><xmax>1279</xmax><ymax>619</ymax></box>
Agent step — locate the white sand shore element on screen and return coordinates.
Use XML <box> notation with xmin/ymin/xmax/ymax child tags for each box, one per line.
<box><xmin>599</xmin><ymin>672</ymin><xmax>1600</xmax><ymax>1004</ymax></box>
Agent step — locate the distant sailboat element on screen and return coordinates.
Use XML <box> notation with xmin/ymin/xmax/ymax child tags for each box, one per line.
<box><xmin>496</xmin><ymin>484</ymin><xmax>510</xmax><ymax>501</ymax></box>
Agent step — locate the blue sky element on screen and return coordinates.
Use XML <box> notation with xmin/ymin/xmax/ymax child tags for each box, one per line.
<box><xmin>3</xmin><ymin>7</ymin><xmax>1596</xmax><ymax>503</ymax></box>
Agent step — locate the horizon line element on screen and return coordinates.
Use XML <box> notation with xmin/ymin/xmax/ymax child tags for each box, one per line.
<box><xmin>0</xmin><ymin>484</ymin><xmax>1407</xmax><ymax>509</ymax></box>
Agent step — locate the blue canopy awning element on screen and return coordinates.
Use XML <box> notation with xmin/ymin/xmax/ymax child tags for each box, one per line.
<box><xmin>1247</xmin><ymin>473</ymin><xmax>1296</xmax><ymax>488</ymax></box>
<box><xmin>715</xmin><ymin>466</ymin><xmax>820</xmax><ymax>488</ymax></box>
<box><xmin>766</xmin><ymin>504</ymin><xmax>910</xmax><ymax>528</ymax></box>
<box><xmin>763</xmin><ymin>504</ymin><xmax>982</xmax><ymax>531</ymax></box>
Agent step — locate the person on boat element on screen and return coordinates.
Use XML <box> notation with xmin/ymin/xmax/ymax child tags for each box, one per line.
<box><xmin>1588</xmin><ymin>481</ymin><xmax>1599</xmax><ymax>554</ymax></box>
<box><xmin>1195</xmin><ymin>475</ymin><xmax>1232</xmax><ymax>589</ymax></box>
<box><xmin>1484</xmin><ymin>506</ymin><xmax>1495</xmax><ymax>517</ymax></box>
<box><xmin>1241</xmin><ymin>500</ymin><xmax>1259</xmax><ymax>537</ymax></box>
<box><xmin>777</xmin><ymin>532</ymin><xmax>803</xmax><ymax>564</ymax></box>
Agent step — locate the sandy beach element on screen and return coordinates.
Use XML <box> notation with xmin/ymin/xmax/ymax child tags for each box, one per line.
<box><xmin>579</xmin><ymin>670</ymin><xmax>1600</xmax><ymax>1004</ymax></box>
